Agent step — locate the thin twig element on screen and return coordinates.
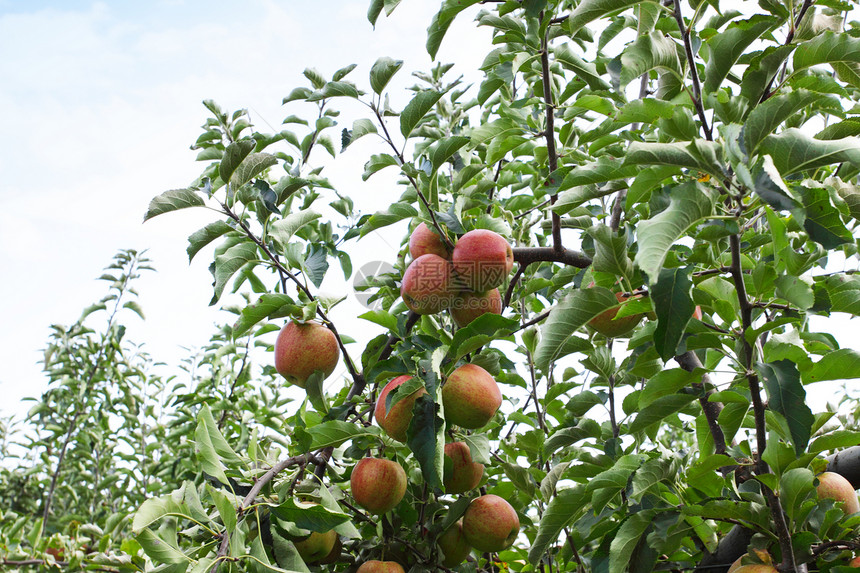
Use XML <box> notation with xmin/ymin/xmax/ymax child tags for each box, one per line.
<box><xmin>672</xmin><ymin>0</ymin><xmax>713</xmax><ymax>140</ymax></box>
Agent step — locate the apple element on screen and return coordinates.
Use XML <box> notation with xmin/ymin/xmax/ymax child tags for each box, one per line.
<box><xmin>849</xmin><ymin>555</ymin><xmax>860</xmax><ymax>567</ymax></box>
<box><xmin>443</xmin><ymin>442</ymin><xmax>484</xmax><ymax>494</ymax></box>
<box><xmin>374</xmin><ymin>375</ymin><xmax>427</xmax><ymax>442</ymax></box>
<box><xmin>274</xmin><ymin>321</ymin><xmax>340</xmax><ymax>388</ymax></box>
<box><xmin>401</xmin><ymin>253</ymin><xmax>455</xmax><ymax>314</ymax></box>
<box><xmin>728</xmin><ymin>550</ymin><xmax>772</xmax><ymax>573</ymax></box>
<box><xmin>587</xmin><ymin>289</ymin><xmax>642</xmax><ymax>338</ymax></box>
<box><xmin>693</xmin><ymin>305</ymin><xmax>703</xmax><ymax>320</ymax></box>
<box><xmin>317</xmin><ymin>536</ymin><xmax>342</xmax><ymax>564</ymax></box>
<box><xmin>732</xmin><ymin>567</ymin><xmax>777</xmax><ymax>573</ymax></box>
<box><xmin>437</xmin><ymin>520</ymin><xmax>472</xmax><ymax>567</ymax></box>
<box><xmin>350</xmin><ymin>457</ymin><xmax>408</xmax><ymax>515</ymax></box>
<box><xmin>450</xmin><ymin>288</ymin><xmax>502</xmax><ymax>327</ymax></box>
<box><xmin>462</xmin><ymin>494</ymin><xmax>520</xmax><ymax>553</ymax></box>
<box><xmin>442</xmin><ymin>363</ymin><xmax>502</xmax><ymax>429</ymax></box>
<box><xmin>816</xmin><ymin>471</ymin><xmax>860</xmax><ymax>514</ymax></box>
<box><xmin>410</xmin><ymin>222</ymin><xmax>450</xmax><ymax>260</ymax></box>
<box><xmin>293</xmin><ymin>530</ymin><xmax>337</xmax><ymax>564</ymax></box>
<box><xmin>357</xmin><ymin>561</ymin><xmax>406</xmax><ymax>573</ymax></box>
<box><xmin>452</xmin><ymin>229</ymin><xmax>514</xmax><ymax>292</ymax></box>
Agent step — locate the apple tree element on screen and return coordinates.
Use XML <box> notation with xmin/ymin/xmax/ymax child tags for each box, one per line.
<box><xmin>5</xmin><ymin>0</ymin><xmax>860</xmax><ymax>572</ymax></box>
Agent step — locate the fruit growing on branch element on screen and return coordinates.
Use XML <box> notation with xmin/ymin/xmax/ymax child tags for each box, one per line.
<box><xmin>437</xmin><ymin>519</ymin><xmax>472</xmax><ymax>567</ymax></box>
<box><xmin>374</xmin><ymin>375</ymin><xmax>427</xmax><ymax>442</ymax></box>
<box><xmin>409</xmin><ymin>222</ymin><xmax>450</xmax><ymax>260</ymax></box>
<box><xmin>587</xmin><ymin>288</ymin><xmax>643</xmax><ymax>338</ymax></box>
<box><xmin>356</xmin><ymin>561</ymin><xmax>406</xmax><ymax>573</ymax></box>
<box><xmin>442</xmin><ymin>363</ymin><xmax>502</xmax><ymax>429</ymax></box>
<box><xmin>450</xmin><ymin>287</ymin><xmax>502</xmax><ymax>327</ymax></box>
<box><xmin>292</xmin><ymin>530</ymin><xmax>337</xmax><ymax>564</ymax></box>
<box><xmin>350</xmin><ymin>457</ymin><xmax>407</xmax><ymax>515</ymax></box>
<box><xmin>462</xmin><ymin>494</ymin><xmax>520</xmax><ymax>553</ymax></box>
<box><xmin>442</xmin><ymin>441</ymin><xmax>484</xmax><ymax>494</ymax></box>
<box><xmin>816</xmin><ymin>471</ymin><xmax>860</xmax><ymax>514</ymax></box>
<box><xmin>451</xmin><ymin>229</ymin><xmax>514</xmax><ymax>292</ymax></box>
<box><xmin>401</xmin><ymin>253</ymin><xmax>454</xmax><ymax>314</ymax></box>
<box><xmin>274</xmin><ymin>321</ymin><xmax>340</xmax><ymax>387</ymax></box>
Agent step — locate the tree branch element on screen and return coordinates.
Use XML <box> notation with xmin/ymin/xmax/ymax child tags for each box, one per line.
<box><xmin>513</xmin><ymin>246</ymin><xmax>591</xmax><ymax>268</ymax></box>
<box><xmin>672</xmin><ymin>0</ymin><xmax>713</xmax><ymax>141</ymax></box>
<box><xmin>539</xmin><ymin>23</ymin><xmax>563</xmax><ymax>252</ymax></box>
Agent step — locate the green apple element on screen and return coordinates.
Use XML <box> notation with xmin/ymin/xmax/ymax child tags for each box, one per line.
<box><xmin>274</xmin><ymin>321</ymin><xmax>340</xmax><ymax>388</ymax></box>
<box><xmin>462</xmin><ymin>494</ymin><xmax>520</xmax><ymax>553</ymax></box>
<box><xmin>816</xmin><ymin>471</ymin><xmax>860</xmax><ymax>514</ymax></box>
<box><xmin>293</xmin><ymin>530</ymin><xmax>337</xmax><ymax>564</ymax></box>
<box><xmin>410</xmin><ymin>222</ymin><xmax>450</xmax><ymax>260</ymax></box>
<box><xmin>357</xmin><ymin>561</ymin><xmax>406</xmax><ymax>573</ymax></box>
<box><xmin>401</xmin><ymin>253</ymin><xmax>455</xmax><ymax>314</ymax></box>
<box><xmin>442</xmin><ymin>363</ymin><xmax>502</xmax><ymax>429</ymax></box>
<box><xmin>451</xmin><ymin>229</ymin><xmax>514</xmax><ymax>291</ymax></box>
<box><xmin>374</xmin><ymin>375</ymin><xmax>427</xmax><ymax>442</ymax></box>
<box><xmin>437</xmin><ymin>520</ymin><xmax>472</xmax><ymax>567</ymax></box>
<box><xmin>450</xmin><ymin>288</ymin><xmax>502</xmax><ymax>327</ymax></box>
<box><xmin>443</xmin><ymin>442</ymin><xmax>484</xmax><ymax>494</ymax></box>
<box><xmin>350</xmin><ymin>457</ymin><xmax>407</xmax><ymax>515</ymax></box>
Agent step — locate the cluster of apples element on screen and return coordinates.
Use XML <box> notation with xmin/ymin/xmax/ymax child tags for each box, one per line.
<box><xmin>402</xmin><ymin>223</ymin><xmax>513</xmax><ymax>325</ymax></box>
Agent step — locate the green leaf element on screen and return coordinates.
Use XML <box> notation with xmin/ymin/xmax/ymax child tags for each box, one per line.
<box><xmin>629</xmin><ymin>394</ymin><xmax>697</xmax><ymax>433</ymax></box>
<box><xmin>800</xmin><ymin>186</ymin><xmax>854</xmax><ymax>249</ymax></box>
<box><xmin>567</xmin><ymin>0</ymin><xmax>658</xmax><ymax>37</ymax></box>
<box><xmin>345</xmin><ymin>118</ymin><xmax>377</xmax><ymax>149</ymax></box>
<box><xmin>609</xmin><ymin>510</ymin><xmax>659</xmax><ymax>573</ymax></box>
<box><xmin>307</xmin><ymin>421</ymin><xmax>382</xmax><ymax>449</ymax></box>
<box><xmin>740</xmin><ymin>44</ymin><xmax>795</xmax><ymax>104</ymax></box>
<box><xmin>187</xmin><ymin>221</ymin><xmax>234</xmax><ymax>262</ymax></box>
<box><xmin>368</xmin><ymin>0</ymin><xmax>384</xmax><ymax>25</ymax></box>
<box><xmin>809</xmin><ymin>430</ymin><xmax>860</xmax><ymax>454</ymax></box>
<box><xmin>805</xmin><ymin>348</ymin><xmax>860</xmax><ymax>383</ymax></box>
<box><xmin>703</xmin><ymin>15</ymin><xmax>779</xmax><ymax>94</ymax></box>
<box><xmin>760</xmin><ymin>128</ymin><xmax>860</xmax><ymax>175</ymax></box>
<box><xmin>270</xmin><ymin>499</ymin><xmax>351</xmax><ymax>533</ymax></box>
<box><xmin>431</xmin><ymin>136</ymin><xmax>470</xmax><ymax>172</ymax></box>
<box><xmin>774</xmin><ymin>275</ymin><xmax>814</xmax><ymax>310</ymax></box>
<box><xmin>306</xmin><ymin>81</ymin><xmax>361</xmax><ymax>102</ymax></box>
<box><xmin>544</xmin><ymin>419</ymin><xmax>602</xmax><ymax>456</ymax></box>
<box><xmin>624</xmin><ymin>141</ymin><xmax>725</xmax><ymax>178</ymax></box>
<box><xmin>587</xmin><ymin>225</ymin><xmax>633</xmax><ymax>280</ymax></box>
<box><xmin>358</xmin><ymin>310</ymin><xmax>398</xmax><ymax>331</ymax></box>
<box><xmin>370</xmin><ymin>57</ymin><xmax>404</xmax><ymax>94</ymax></box>
<box><xmin>426</xmin><ymin>0</ymin><xmax>482</xmax><ymax>60</ymax></box>
<box><xmin>210</xmin><ymin>242</ymin><xmax>258</xmax><ymax>305</ymax></box>
<box><xmin>614</xmin><ymin>98</ymin><xmax>676</xmax><ymax>126</ymax></box>
<box><xmin>554</xmin><ymin>44</ymin><xmax>612</xmax><ymax>91</ymax></box>
<box><xmin>194</xmin><ymin>405</ymin><xmax>242</xmax><ymax>484</ymax></box>
<box><xmin>534</xmin><ymin>288</ymin><xmax>618</xmax><ymax>371</ymax></box>
<box><xmin>133</xmin><ymin>495</ymin><xmax>183</xmax><ymax>533</ymax></box>
<box><xmin>448</xmin><ymin>314</ymin><xmax>519</xmax><ymax>360</ymax></box>
<box><xmin>528</xmin><ymin>486</ymin><xmax>588</xmax><ymax>567</ymax></box>
<box><xmin>400</xmin><ymin>90</ymin><xmax>443</xmax><ymax>138</ymax></box>
<box><xmin>144</xmin><ymin>188</ymin><xmax>205</xmax><ymax>222</ymax></box>
<box><xmin>757</xmin><ymin>360</ymin><xmax>814</xmax><ymax>454</ymax></box>
<box><xmin>794</xmin><ymin>31</ymin><xmax>860</xmax><ymax>80</ymax></box>
<box><xmin>207</xmin><ymin>485</ymin><xmax>237</xmax><ymax>536</ymax></box>
<box><xmin>360</xmin><ymin>202</ymin><xmax>418</xmax><ymax>236</ymax></box>
<box><xmin>652</xmin><ymin>267</ymin><xmax>696</xmax><ymax>361</ymax></box>
<box><xmin>406</xmin><ymin>394</ymin><xmax>445</xmax><ymax>489</ymax></box>
<box><xmin>220</xmin><ymin>139</ymin><xmax>256</xmax><ymax>183</ymax></box>
<box><xmin>754</xmin><ymin>155</ymin><xmax>800</xmax><ymax>212</ymax></box>
<box><xmin>269</xmin><ymin>211</ymin><xmax>321</xmax><ymax>250</ymax></box>
<box><xmin>639</xmin><ymin>369</ymin><xmax>698</xmax><ymax>409</ymax></box>
<box><xmin>137</xmin><ymin>529</ymin><xmax>189</xmax><ymax>566</ymax></box>
<box><xmin>362</xmin><ymin>153</ymin><xmax>400</xmax><ymax>180</ymax></box>
<box><xmin>233</xmin><ymin>294</ymin><xmax>300</xmax><ymax>338</ymax></box>
<box><xmin>232</xmin><ymin>153</ymin><xmax>278</xmax><ymax>189</ymax></box>
<box><xmin>818</xmin><ymin>274</ymin><xmax>860</xmax><ymax>315</ymax></box>
<box><xmin>744</xmin><ymin>89</ymin><xmax>820</xmax><ymax>153</ymax></box>
<box><xmin>633</xmin><ymin>182</ymin><xmax>717</xmax><ymax>283</ymax></box>
<box><xmin>609</xmin><ymin>32</ymin><xmax>681</xmax><ymax>91</ymax></box>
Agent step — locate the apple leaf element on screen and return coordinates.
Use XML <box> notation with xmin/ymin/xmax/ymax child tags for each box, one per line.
<box><xmin>799</xmin><ymin>186</ymin><xmax>854</xmax><ymax>249</ymax></box>
<box><xmin>307</xmin><ymin>421</ymin><xmax>382</xmax><ymax>449</ymax></box>
<box><xmin>209</xmin><ymin>241</ymin><xmax>258</xmax><ymax>306</ymax></box>
<box><xmin>529</xmin><ymin>485</ymin><xmax>589</xmax><ymax>567</ymax></box>
<box><xmin>628</xmin><ymin>394</ymin><xmax>697</xmax><ymax>434</ymax></box>
<box><xmin>400</xmin><ymin>90</ymin><xmax>442</xmax><ymax>138</ymax></box>
<box><xmin>232</xmin><ymin>294</ymin><xmax>300</xmax><ymax>338</ymax></box>
<box><xmin>804</xmin><ymin>348</ymin><xmax>860</xmax><ymax>383</ymax></box>
<box><xmin>651</xmin><ymin>267</ymin><xmax>696</xmax><ymax>361</ymax></box>
<box><xmin>744</xmin><ymin>89</ymin><xmax>821</xmax><ymax>154</ymax></box>
<box><xmin>187</xmin><ymin>221</ymin><xmax>235</xmax><ymax>263</ymax></box>
<box><xmin>144</xmin><ymin>188</ymin><xmax>205</xmax><ymax>222</ymax></box>
<box><xmin>219</xmin><ymin>139</ymin><xmax>256</xmax><ymax>183</ymax></box>
<box><xmin>426</xmin><ymin>0</ymin><xmax>482</xmax><ymax>60</ymax></box>
<box><xmin>269</xmin><ymin>499</ymin><xmax>351</xmax><ymax>533</ymax></box>
<box><xmin>136</xmin><ymin>529</ymin><xmax>189</xmax><ymax>566</ymax></box>
<box><xmin>567</xmin><ymin>0</ymin><xmax>657</xmax><ymax>37</ymax></box>
<box><xmin>534</xmin><ymin>288</ymin><xmax>615</xmax><ymax>371</ymax></box>
<box><xmin>759</xmin><ymin>128</ymin><xmax>860</xmax><ymax>175</ymax></box>
<box><xmin>639</xmin><ymin>369</ymin><xmax>699</xmax><ymax>409</ymax></box>
<box><xmin>194</xmin><ymin>405</ymin><xmax>242</xmax><ymax>486</ymax></box>
<box><xmin>608</xmin><ymin>509</ymin><xmax>659</xmax><ymax>573</ymax></box>
<box><xmin>703</xmin><ymin>15</ymin><xmax>779</xmax><ymax>95</ymax></box>
<box><xmin>757</xmin><ymin>360</ymin><xmax>814</xmax><ymax>454</ymax></box>
<box><xmin>448</xmin><ymin>314</ymin><xmax>518</xmax><ymax>360</ymax></box>
<box><xmin>588</xmin><ymin>225</ymin><xmax>634</xmax><ymax>282</ymax></box>
<box><xmin>406</xmin><ymin>394</ymin><xmax>445</xmax><ymax>489</ymax></box>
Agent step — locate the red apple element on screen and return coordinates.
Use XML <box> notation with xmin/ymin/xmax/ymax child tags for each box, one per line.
<box><xmin>401</xmin><ymin>254</ymin><xmax>455</xmax><ymax>314</ymax></box>
<box><xmin>816</xmin><ymin>471</ymin><xmax>860</xmax><ymax>514</ymax></box>
<box><xmin>410</xmin><ymin>222</ymin><xmax>450</xmax><ymax>260</ymax></box>
<box><xmin>452</xmin><ymin>229</ymin><xmax>514</xmax><ymax>292</ymax></box>
<box><xmin>274</xmin><ymin>321</ymin><xmax>340</xmax><ymax>388</ymax></box>
<box><xmin>733</xmin><ymin>567</ymin><xmax>777</xmax><ymax>573</ymax></box>
<box><xmin>443</xmin><ymin>442</ymin><xmax>484</xmax><ymax>494</ymax></box>
<box><xmin>587</xmin><ymin>290</ymin><xmax>642</xmax><ymax>338</ymax></box>
<box><xmin>374</xmin><ymin>375</ymin><xmax>427</xmax><ymax>442</ymax></box>
<box><xmin>293</xmin><ymin>530</ymin><xmax>337</xmax><ymax>564</ymax></box>
<box><xmin>357</xmin><ymin>561</ymin><xmax>406</xmax><ymax>573</ymax></box>
<box><xmin>450</xmin><ymin>288</ymin><xmax>503</xmax><ymax>327</ymax></box>
<box><xmin>350</xmin><ymin>457</ymin><xmax>407</xmax><ymax>515</ymax></box>
<box><xmin>693</xmin><ymin>305</ymin><xmax>703</xmax><ymax>320</ymax></box>
<box><xmin>849</xmin><ymin>555</ymin><xmax>860</xmax><ymax>567</ymax></box>
<box><xmin>442</xmin><ymin>364</ymin><xmax>502</xmax><ymax>429</ymax></box>
<box><xmin>437</xmin><ymin>520</ymin><xmax>472</xmax><ymax>567</ymax></box>
<box><xmin>462</xmin><ymin>494</ymin><xmax>520</xmax><ymax>553</ymax></box>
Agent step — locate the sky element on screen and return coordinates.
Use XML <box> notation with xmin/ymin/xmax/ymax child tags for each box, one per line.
<box><xmin>1</xmin><ymin>1</ymin><xmax>858</xmax><ymax>426</ymax></box>
<box><xmin>0</xmin><ymin>1</ymin><xmax>492</xmax><ymax>419</ymax></box>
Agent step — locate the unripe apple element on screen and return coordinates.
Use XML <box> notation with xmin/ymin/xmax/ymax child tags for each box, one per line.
<box><xmin>293</xmin><ymin>530</ymin><xmax>337</xmax><ymax>564</ymax></box>
<box><xmin>350</xmin><ymin>457</ymin><xmax>407</xmax><ymax>515</ymax></box>
<box><xmin>437</xmin><ymin>520</ymin><xmax>472</xmax><ymax>567</ymax></box>
<box><xmin>357</xmin><ymin>561</ymin><xmax>406</xmax><ymax>573</ymax></box>
<box><xmin>462</xmin><ymin>494</ymin><xmax>520</xmax><ymax>553</ymax></box>
<box><xmin>733</xmin><ymin>566</ymin><xmax>777</xmax><ymax>573</ymax></box>
<box><xmin>410</xmin><ymin>222</ymin><xmax>450</xmax><ymax>260</ymax></box>
<box><xmin>274</xmin><ymin>321</ymin><xmax>340</xmax><ymax>388</ymax></box>
<box><xmin>587</xmin><ymin>289</ymin><xmax>642</xmax><ymax>338</ymax></box>
<box><xmin>816</xmin><ymin>471</ymin><xmax>860</xmax><ymax>514</ymax></box>
<box><xmin>401</xmin><ymin>253</ymin><xmax>455</xmax><ymax>314</ymax></box>
<box><xmin>317</xmin><ymin>536</ymin><xmax>342</xmax><ymax>564</ymax></box>
<box><xmin>450</xmin><ymin>288</ymin><xmax>502</xmax><ymax>327</ymax></box>
<box><xmin>452</xmin><ymin>229</ymin><xmax>514</xmax><ymax>292</ymax></box>
<box><xmin>374</xmin><ymin>375</ymin><xmax>427</xmax><ymax>442</ymax></box>
<box><xmin>443</xmin><ymin>442</ymin><xmax>484</xmax><ymax>494</ymax></box>
<box><xmin>442</xmin><ymin>363</ymin><xmax>502</xmax><ymax>429</ymax></box>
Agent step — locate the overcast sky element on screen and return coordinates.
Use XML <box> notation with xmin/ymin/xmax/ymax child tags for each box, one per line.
<box><xmin>1</xmin><ymin>1</ymin><xmax>858</xmax><ymax>424</ymax></box>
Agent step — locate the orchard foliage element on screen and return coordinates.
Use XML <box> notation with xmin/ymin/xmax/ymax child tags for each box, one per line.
<box><xmin>5</xmin><ymin>0</ymin><xmax>860</xmax><ymax>572</ymax></box>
